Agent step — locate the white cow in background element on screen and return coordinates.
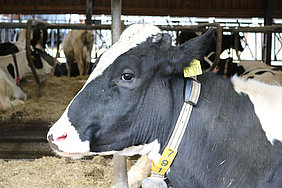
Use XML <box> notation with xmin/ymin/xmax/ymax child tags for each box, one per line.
<box><xmin>63</xmin><ymin>30</ymin><xmax>94</xmax><ymax>76</ymax></box>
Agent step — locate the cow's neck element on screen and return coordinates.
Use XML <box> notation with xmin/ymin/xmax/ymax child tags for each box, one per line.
<box><xmin>146</xmin><ymin>77</ymin><xmax>186</xmax><ymax>158</ymax></box>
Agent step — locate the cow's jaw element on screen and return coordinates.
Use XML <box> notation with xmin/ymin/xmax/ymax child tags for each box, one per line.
<box><xmin>48</xmin><ymin>111</ymin><xmax>162</xmax><ymax>161</ymax></box>
<box><xmin>47</xmin><ymin>107</ymin><xmax>162</xmax><ymax>160</ymax></box>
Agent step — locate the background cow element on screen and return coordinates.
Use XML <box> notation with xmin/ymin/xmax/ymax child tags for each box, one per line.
<box><xmin>0</xmin><ymin>42</ymin><xmax>53</xmax><ymax>85</ymax></box>
<box><xmin>0</xmin><ymin>68</ymin><xmax>26</xmax><ymax>110</ymax></box>
<box><xmin>63</xmin><ymin>30</ymin><xmax>94</xmax><ymax>76</ymax></box>
<box><xmin>206</xmin><ymin>59</ymin><xmax>282</xmax><ymax>86</ymax></box>
<box><xmin>236</xmin><ymin>60</ymin><xmax>282</xmax><ymax>86</ymax></box>
<box><xmin>16</xmin><ymin>22</ymin><xmax>48</xmax><ymax>51</ymax></box>
<box><xmin>47</xmin><ymin>24</ymin><xmax>282</xmax><ymax>187</ymax></box>
<box><xmin>179</xmin><ymin>31</ymin><xmax>282</xmax><ymax>86</ymax></box>
<box><xmin>178</xmin><ymin>30</ymin><xmax>244</xmax><ymax>74</ymax></box>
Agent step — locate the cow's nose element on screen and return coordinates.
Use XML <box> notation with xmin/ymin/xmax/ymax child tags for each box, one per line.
<box><xmin>47</xmin><ymin>132</ymin><xmax>67</xmax><ymax>151</ymax></box>
<box><xmin>48</xmin><ymin>132</ymin><xmax>67</xmax><ymax>142</ymax></box>
<box><xmin>56</xmin><ymin>133</ymin><xmax>67</xmax><ymax>142</ymax></box>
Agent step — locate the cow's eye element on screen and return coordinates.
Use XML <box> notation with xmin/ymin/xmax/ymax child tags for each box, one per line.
<box><xmin>121</xmin><ymin>73</ymin><xmax>135</xmax><ymax>81</ymax></box>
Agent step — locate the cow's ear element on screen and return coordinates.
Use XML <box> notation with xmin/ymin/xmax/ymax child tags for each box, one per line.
<box><xmin>152</xmin><ymin>33</ymin><xmax>172</xmax><ymax>49</ymax></box>
<box><xmin>164</xmin><ymin>29</ymin><xmax>214</xmax><ymax>76</ymax></box>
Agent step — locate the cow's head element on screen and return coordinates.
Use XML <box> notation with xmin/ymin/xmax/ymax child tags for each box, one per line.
<box><xmin>47</xmin><ymin>24</ymin><xmax>213</xmax><ymax>159</ymax></box>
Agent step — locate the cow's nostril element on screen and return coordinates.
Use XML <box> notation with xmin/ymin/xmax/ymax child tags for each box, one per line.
<box><xmin>56</xmin><ymin>133</ymin><xmax>67</xmax><ymax>142</ymax></box>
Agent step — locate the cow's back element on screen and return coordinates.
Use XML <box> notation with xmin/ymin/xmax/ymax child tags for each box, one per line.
<box><xmin>239</xmin><ymin>60</ymin><xmax>282</xmax><ymax>86</ymax></box>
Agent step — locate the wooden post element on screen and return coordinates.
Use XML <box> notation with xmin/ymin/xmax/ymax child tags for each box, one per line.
<box><xmin>263</xmin><ymin>0</ymin><xmax>274</xmax><ymax>65</ymax></box>
<box><xmin>85</xmin><ymin>0</ymin><xmax>92</xmax><ymax>25</ymax></box>
<box><xmin>111</xmin><ymin>0</ymin><xmax>128</xmax><ymax>188</ymax></box>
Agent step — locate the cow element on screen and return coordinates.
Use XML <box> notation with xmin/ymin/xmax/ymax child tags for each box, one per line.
<box><xmin>16</xmin><ymin>22</ymin><xmax>56</xmax><ymax>68</ymax></box>
<box><xmin>0</xmin><ymin>42</ymin><xmax>53</xmax><ymax>85</ymax></box>
<box><xmin>47</xmin><ymin>24</ymin><xmax>282</xmax><ymax>188</ymax></box>
<box><xmin>178</xmin><ymin>30</ymin><xmax>244</xmax><ymax>77</ymax></box>
<box><xmin>16</xmin><ymin>22</ymin><xmax>48</xmax><ymax>51</ymax></box>
<box><xmin>63</xmin><ymin>30</ymin><xmax>94</xmax><ymax>76</ymax></box>
<box><xmin>0</xmin><ymin>68</ymin><xmax>26</xmax><ymax>110</ymax></box>
<box><xmin>178</xmin><ymin>31</ymin><xmax>244</xmax><ymax>70</ymax></box>
<box><xmin>237</xmin><ymin>60</ymin><xmax>282</xmax><ymax>86</ymax></box>
<box><xmin>206</xmin><ymin>60</ymin><xmax>282</xmax><ymax>86</ymax></box>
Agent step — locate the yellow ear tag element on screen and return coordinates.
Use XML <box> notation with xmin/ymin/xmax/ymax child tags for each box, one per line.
<box><xmin>183</xmin><ymin>59</ymin><xmax>202</xmax><ymax>77</ymax></box>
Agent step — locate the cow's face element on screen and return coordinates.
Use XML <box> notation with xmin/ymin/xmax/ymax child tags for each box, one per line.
<box><xmin>47</xmin><ymin>24</ymin><xmax>213</xmax><ymax>159</ymax></box>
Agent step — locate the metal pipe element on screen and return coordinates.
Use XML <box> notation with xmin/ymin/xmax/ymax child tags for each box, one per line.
<box><xmin>111</xmin><ymin>0</ymin><xmax>122</xmax><ymax>44</ymax></box>
<box><xmin>26</xmin><ymin>19</ymin><xmax>41</xmax><ymax>85</ymax></box>
<box><xmin>111</xmin><ymin>0</ymin><xmax>129</xmax><ymax>188</ymax></box>
<box><xmin>85</xmin><ymin>0</ymin><xmax>93</xmax><ymax>25</ymax></box>
<box><xmin>0</xmin><ymin>22</ymin><xmax>281</xmax><ymax>33</ymax></box>
<box><xmin>209</xmin><ymin>23</ymin><xmax>222</xmax><ymax>72</ymax></box>
<box><xmin>263</xmin><ymin>0</ymin><xmax>274</xmax><ymax>65</ymax></box>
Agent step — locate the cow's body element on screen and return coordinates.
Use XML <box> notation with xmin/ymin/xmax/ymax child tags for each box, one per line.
<box><xmin>47</xmin><ymin>24</ymin><xmax>282</xmax><ymax>187</ymax></box>
<box><xmin>208</xmin><ymin>59</ymin><xmax>282</xmax><ymax>86</ymax></box>
<box><xmin>0</xmin><ymin>68</ymin><xmax>26</xmax><ymax>110</ymax></box>
<box><xmin>238</xmin><ymin>60</ymin><xmax>282</xmax><ymax>86</ymax></box>
<box><xmin>0</xmin><ymin>42</ymin><xmax>53</xmax><ymax>84</ymax></box>
<box><xmin>63</xmin><ymin>30</ymin><xmax>94</xmax><ymax>76</ymax></box>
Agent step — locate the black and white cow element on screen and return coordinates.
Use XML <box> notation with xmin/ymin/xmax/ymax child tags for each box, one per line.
<box><xmin>47</xmin><ymin>24</ymin><xmax>282</xmax><ymax>187</ymax></box>
<box><xmin>237</xmin><ymin>60</ymin><xmax>282</xmax><ymax>86</ymax></box>
<box><xmin>16</xmin><ymin>22</ymin><xmax>48</xmax><ymax>51</ymax></box>
<box><xmin>206</xmin><ymin>60</ymin><xmax>282</xmax><ymax>86</ymax></box>
<box><xmin>0</xmin><ymin>42</ymin><xmax>53</xmax><ymax>85</ymax></box>
<box><xmin>178</xmin><ymin>30</ymin><xmax>244</xmax><ymax>75</ymax></box>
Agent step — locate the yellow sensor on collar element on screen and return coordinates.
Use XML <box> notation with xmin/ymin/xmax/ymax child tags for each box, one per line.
<box><xmin>151</xmin><ymin>146</ymin><xmax>178</xmax><ymax>175</ymax></box>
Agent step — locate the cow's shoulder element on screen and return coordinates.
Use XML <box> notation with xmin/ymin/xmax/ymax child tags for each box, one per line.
<box><xmin>232</xmin><ymin>76</ymin><xmax>282</xmax><ymax>143</ymax></box>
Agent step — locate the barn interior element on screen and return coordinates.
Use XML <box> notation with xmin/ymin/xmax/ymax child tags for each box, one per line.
<box><xmin>0</xmin><ymin>0</ymin><xmax>282</xmax><ymax>187</ymax></box>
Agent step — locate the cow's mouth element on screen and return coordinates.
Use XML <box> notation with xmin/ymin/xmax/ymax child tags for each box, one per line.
<box><xmin>53</xmin><ymin>150</ymin><xmax>94</xmax><ymax>159</ymax></box>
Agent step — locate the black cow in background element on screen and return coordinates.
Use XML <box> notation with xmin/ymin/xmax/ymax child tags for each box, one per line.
<box><xmin>178</xmin><ymin>30</ymin><xmax>244</xmax><ymax>77</ymax></box>
<box><xmin>16</xmin><ymin>22</ymin><xmax>48</xmax><ymax>51</ymax></box>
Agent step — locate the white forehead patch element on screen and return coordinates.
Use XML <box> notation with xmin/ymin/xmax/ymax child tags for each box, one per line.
<box><xmin>84</xmin><ymin>23</ymin><xmax>161</xmax><ymax>86</ymax></box>
<box><xmin>231</xmin><ymin>76</ymin><xmax>282</xmax><ymax>144</ymax></box>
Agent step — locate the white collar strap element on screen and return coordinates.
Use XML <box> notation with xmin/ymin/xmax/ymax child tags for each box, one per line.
<box><xmin>151</xmin><ymin>77</ymin><xmax>201</xmax><ymax>176</ymax></box>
